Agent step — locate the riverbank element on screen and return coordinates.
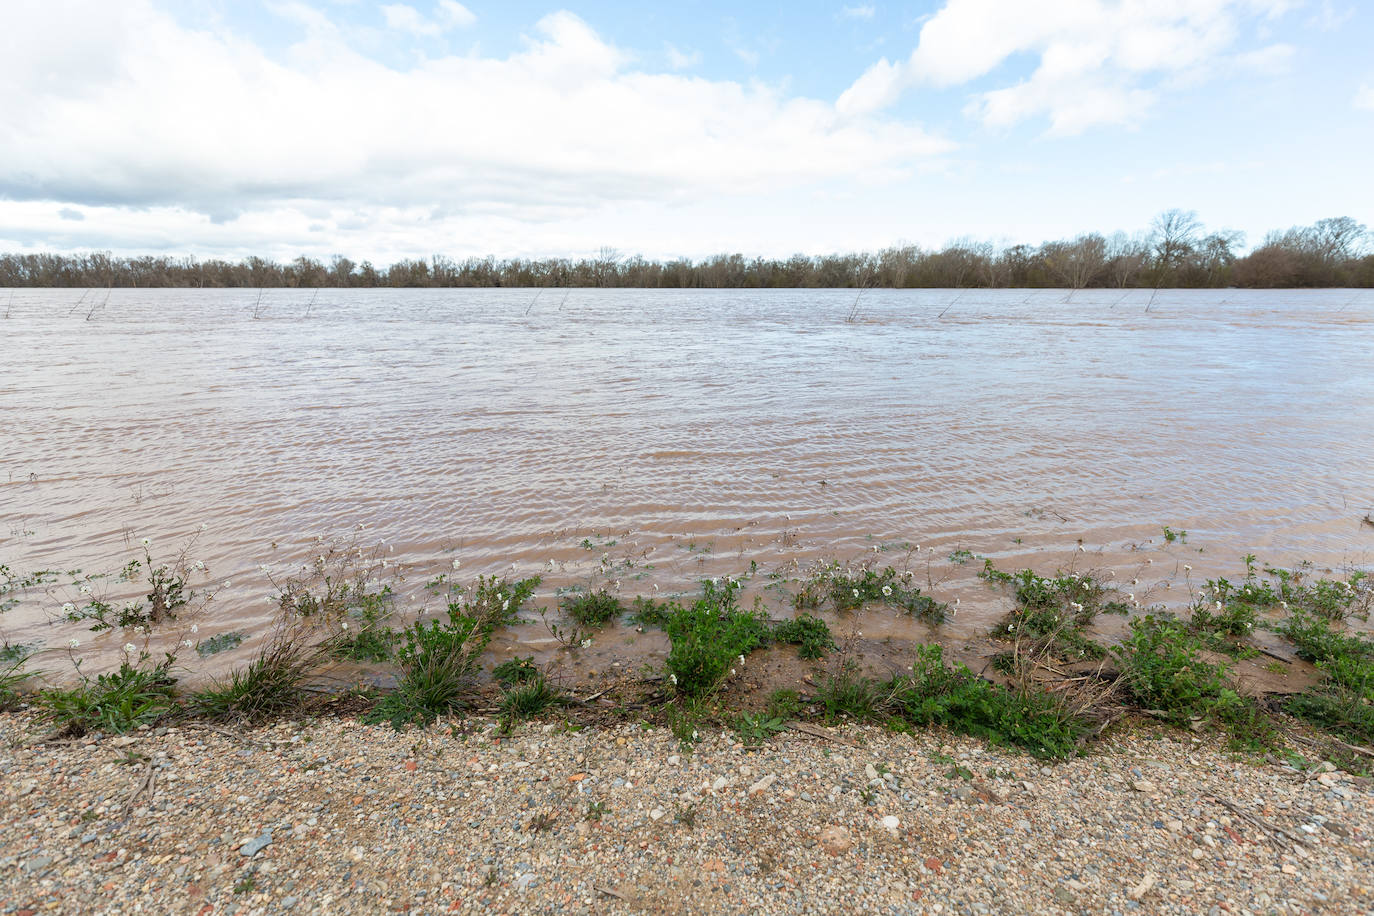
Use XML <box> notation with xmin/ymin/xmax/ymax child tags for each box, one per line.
<box><xmin>1</xmin><ymin>709</ymin><xmax>1370</xmax><ymax>915</ymax></box>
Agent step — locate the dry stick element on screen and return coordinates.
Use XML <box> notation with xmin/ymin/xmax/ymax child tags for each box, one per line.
<box><xmin>66</xmin><ymin>288</ymin><xmax>91</xmax><ymax>317</ymax></box>
<box><xmin>785</xmin><ymin>720</ymin><xmax>861</xmax><ymax>748</ymax></box>
<box><xmin>251</xmin><ymin>288</ymin><xmax>265</xmax><ymax>319</ymax></box>
<box><xmin>524</xmin><ymin>288</ymin><xmax>545</xmax><ymax>316</ymax></box>
<box><xmin>304</xmin><ymin>288</ymin><xmax>318</xmax><ymax>319</ymax></box>
<box><xmin>556</xmin><ymin>289</ymin><xmax>571</xmax><ymax>311</ymax></box>
<box><xmin>845</xmin><ymin>285</ymin><xmax>868</xmax><ymax>323</ymax></box>
<box><xmin>86</xmin><ymin>286</ymin><xmax>111</xmax><ymax>321</ymax></box>
<box><xmin>1207</xmin><ymin>795</ymin><xmax>1313</xmax><ymax>848</ymax></box>
<box><xmin>1144</xmin><ymin>286</ymin><xmax>1159</xmax><ymax>314</ymax></box>
<box><xmin>937</xmin><ymin>289</ymin><xmax>965</xmax><ymax>319</ymax></box>
<box><xmin>3</xmin><ymin>288</ymin><xmax>13</xmax><ymax>319</ymax></box>
<box><xmin>123</xmin><ymin>757</ymin><xmax>157</xmax><ymax>815</ymax></box>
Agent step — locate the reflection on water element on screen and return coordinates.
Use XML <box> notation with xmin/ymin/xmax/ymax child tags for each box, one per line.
<box><xmin>2</xmin><ymin>288</ymin><xmax>1372</xmax><ymax>663</ymax></box>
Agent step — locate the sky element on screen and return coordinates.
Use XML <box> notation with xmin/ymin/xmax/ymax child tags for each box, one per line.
<box><xmin>1</xmin><ymin>0</ymin><xmax>1371</xmax><ymax>263</ymax></box>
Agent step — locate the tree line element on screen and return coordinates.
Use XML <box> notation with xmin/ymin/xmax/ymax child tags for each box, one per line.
<box><xmin>1</xmin><ymin>211</ymin><xmax>1368</xmax><ymax>289</ymax></box>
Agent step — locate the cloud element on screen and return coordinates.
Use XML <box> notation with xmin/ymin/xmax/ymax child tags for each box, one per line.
<box><xmin>837</xmin><ymin>0</ymin><xmax>1297</xmax><ymax>132</ymax></box>
<box><xmin>0</xmin><ymin>2</ymin><xmax>950</xmax><ymax>256</ymax></box>
<box><xmin>58</xmin><ymin>207</ymin><xmax>84</xmax><ymax>221</ymax></box>
<box><xmin>1356</xmin><ymin>84</ymin><xmax>1374</xmax><ymax>111</ymax></box>
<box><xmin>381</xmin><ymin>1</ymin><xmax>474</xmax><ymax>38</ymax></box>
<box><xmin>664</xmin><ymin>42</ymin><xmax>700</xmax><ymax>70</ymax></box>
<box><xmin>841</xmin><ymin>5</ymin><xmax>876</xmax><ymax>19</ymax></box>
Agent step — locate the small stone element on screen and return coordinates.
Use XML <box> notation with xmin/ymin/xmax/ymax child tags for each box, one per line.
<box><xmin>865</xmin><ymin>763</ymin><xmax>879</xmax><ymax>781</ymax></box>
<box><xmin>1053</xmin><ymin>886</ymin><xmax>1074</xmax><ymax>905</ymax></box>
<box><xmin>748</xmin><ymin>774</ymin><xmax>776</xmax><ymax>796</ymax></box>
<box><xmin>1128</xmin><ymin>872</ymin><xmax>1156</xmax><ymax>901</ymax></box>
<box><xmin>881</xmin><ymin>815</ymin><xmax>900</xmax><ymax>833</ymax></box>
<box><xmin>712</xmin><ymin>776</ymin><xmax>729</xmax><ymax>791</ymax></box>
<box><xmin>1131</xmin><ymin>779</ymin><xmax>1155</xmax><ymax>793</ymax></box>
<box><xmin>667</xmin><ymin>755</ymin><xmax>680</xmax><ymax>767</ymax></box>
<box><xmin>649</xmin><ymin>808</ymin><xmax>665</xmax><ymax>821</ymax></box>
<box><xmin>1191</xmin><ymin>848</ymin><xmax>1206</xmax><ymax>860</ymax></box>
<box><xmin>819</xmin><ymin>825</ymin><xmax>852</xmax><ymax>855</ymax></box>
<box><xmin>239</xmin><ymin>831</ymin><xmax>273</xmax><ymax>858</ymax></box>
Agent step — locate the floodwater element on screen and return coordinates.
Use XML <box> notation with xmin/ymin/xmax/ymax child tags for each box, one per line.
<box><xmin>2</xmin><ymin>288</ymin><xmax>1372</xmax><ymax>675</ymax></box>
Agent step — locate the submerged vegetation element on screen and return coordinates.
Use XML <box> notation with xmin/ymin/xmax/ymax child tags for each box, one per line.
<box><xmin>2</xmin><ymin>535</ymin><xmax>1373</xmax><ymax>770</ymax></box>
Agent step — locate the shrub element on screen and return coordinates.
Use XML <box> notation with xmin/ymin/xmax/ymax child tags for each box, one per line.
<box><xmin>814</xmin><ymin>664</ymin><xmax>887</xmax><ymax>722</ymax></box>
<box><xmin>40</xmin><ymin>661</ymin><xmax>178</xmax><ymax>735</ymax></box>
<box><xmin>664</xmin><ymin>580</ymin><xmax>768</xmax><ymax>698</ymax></box>
<box><xmin>772</xmin><ymin>614</ymin><xmax>835</xmax><ymax>659</ymax></box>
<box><xmin>0</xmin><ymin>652</ymin><xmax>34</xmax><ymax>711</ymax></box>
<box><xmin>1285</xmin><ymin>690</ymin><xmax>1374</xmax><ymax>745</ymax></box>
<box><xmin>1280</xmin><ymin>613</ymin><xmax>1374</xmax><ymax>698</ymax></box>
<box><xmin>561</xmin><ymin>590</ymin><xmax>622</xmax><ymax>628</ymax></box>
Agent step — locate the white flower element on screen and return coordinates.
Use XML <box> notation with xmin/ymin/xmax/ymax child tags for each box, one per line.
<box><xmin>452</xmin><ymin>559</ymin><xmax>461</xmax><ymax>570</ymax></box>
<box><xmin>191</xmin><ymin>624</ymin><xmax>199</xmax><ymax>634</ymax></box>
<box><xmin>1127</xmin><ymin>593</ymin><xmax>1135</xmax><ymax>602</ymax></box>
<box><xmin>668</xmin><ymin>673</ymin><xmax>678</xmax><ymax>685</ymax></box>
<box><xmin>580</xmin><ymin>638</ymin><xmax>592</xmax><ymax>649</ymax></box>
<box><xmin>79</xmin><ymin>584</ymin><xmax>91</xmax><ymax>595</ymax></box>
<box><xmin>852</xmin><ymin>589</ymin><xmax>860</xmax><ymax>598</ymax></box>
<box><xmin>193</xmin><ymin>560</ymin><xmax>205</xmax><ymax>570</ymax></box>
<box><xmin>341</xmin><ymin>622</ymin><xmax>349</xmax><ymax>631</ymax></box>
<box><xmin>1183</xmin><ymin>565</ymin><xmax>1192</xmax><ymax>572</ymax></box>
<box><xmin>141</xmin><ymin>537</ymin><xmax>150</xmax><ymax>547</ymax></box>
<box><xmin>729</xmin><ymin>668</ymin><xmax>736</xmax><ymax>676</ymax></box>
<box><xmin>882</xmin><ymin>585</ymin><xmax>892</xmax><ymax>597</ymax></box>
<box><xmin>1215</xmin><ymin>601</ymin><xmax>1223</xmax><ymax>611</ymax></box>
<box><xmin>67</xmin><ymin>638</ymin><xmax>80</xmax><ymax>649</ymax></box>
<box><xmin>691</xmin><ymin>730</ymin><xmax>699</xmax><ymax>741</ymax></box>
<box><xmin>1069</xmin><ymin>602</ymin><xmax>1084</xmax><ymax>612</ymax></box>
<box><xmin>737</xmin><ymin>654</ymin><xmax>745</xmax><ymax>666</ymax></box>
<box><xmin>1131</xmin><ymin>578</ymin><xmax>1139</xmax><ymax>586</ymax></box>
<box><xmin>182</xmin><ymin>640</ymin><xmax>193</xmax><ymax>649</ymax></box>
<box><xmin>123</xmin><ymin>643</ymin><xmax>136</xmax><ymax>654</ymax></box>
<box><xmin>1280</xmin><ymin>601</ymin><xmax>1288</xmax><ymax>610</ymax></box>
<box><xmin>222</xmin><ymin>581</ymin><xmax>232</xmax><ymax>589</ymax></box>
<box><xmin>62</xmin><ymin>602</ymin><xmax>75</xmax><ymax>614</ymax></box>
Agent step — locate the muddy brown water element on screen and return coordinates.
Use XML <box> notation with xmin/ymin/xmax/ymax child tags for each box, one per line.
<box><xmin>2</xmin><ymin>288</ymin><xmax>1372</xmax><ymax>685</ymax></box>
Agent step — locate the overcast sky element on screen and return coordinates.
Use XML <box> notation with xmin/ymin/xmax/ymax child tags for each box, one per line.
<box><xmin>2</xmin><ymin>0</ymin><xmax>1371</xmax><ymax>262</ymax></box>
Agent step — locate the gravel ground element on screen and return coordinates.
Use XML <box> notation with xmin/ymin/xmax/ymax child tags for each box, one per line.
<box><xmin>2</xmin><ymin>710</ymin><xmax>1371</xmax><ymax>916</ymax></box>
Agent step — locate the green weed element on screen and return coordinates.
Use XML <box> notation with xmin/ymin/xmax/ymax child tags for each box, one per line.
<box><xmin>561</xmin><ymin>590</ymin><xmax>623</xmax><ymax>628</ymax></box>
<box><xmin>771</xmin><ymin>614</ymin><xmax>835</xmax><ymax>659</ymax></box>
<box><xmin>40</xmin><ymin>661</ymin><xmax>178</xmax><ymax>735</ymax></box>
<box><xmin>663</xmin><ymin>580</ymin><xmax>768</xmax><ymax>697</ymax></box>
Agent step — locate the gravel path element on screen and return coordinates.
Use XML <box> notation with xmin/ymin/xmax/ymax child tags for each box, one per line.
<box><xmin>2</xmin><ymin>710</ymin><xmax>1371</xmax><ymax>915</ymax></box>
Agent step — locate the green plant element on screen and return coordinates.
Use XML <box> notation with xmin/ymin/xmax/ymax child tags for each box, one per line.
<box><xmin>332</xmin><ymin>588</ymin><xmax>398</xmax><ymax>662</ymax></box>
<box><xmin>40</xmin><ymin>661</ymin><xmax>178</xmax><ymax>735</ymax></box>
<box><xmin>367</xmin><ymin>575</ymin><xmax>538</xmax><ymax>728</ymax></box>
<box><xmin>890</xmin><ymin>644</ymin><xmax>1088</xmax><ymax>760</ymax></box>
<box><xmin>765</xmin><ymin>688</ymin><xmax>801</xmax><ymax>720</ymax></box>
<box><xmin>771</xmin><ymin>614</ymin><xmax>835</xmax><ymax>659</ymax></box>
<box><xmin>1285</xmin><ymin>690</ymin><xmax>1374</xmax><ymax>745</ymax></box>
<box><xmin>194</xmin><ymin>613</ymin><xmax>333</xmax><ymax>723</ymax></box>
<box><xmin>493</xmin><ymin>656</ymin><xmax>540</xmax><ymax>687</ymax></box>
<box><xmin>561</xmin><ymin>590</ymin><xmax>623</xmax><ymax>628</ymax></box>
<box><xmin>1163</xmin><ymin>527</ymin><xmax>1188</xmax><ymax>544</ymax></box>
<box><xmin>663</xmin><ymin>580</ymin><xmax>767</xmax><ymax>697</ymax></box>
<box><xmin>734</xmin><ymin>710</ymin><xmax>786</xmax><ymax>746</ymax></box>
<box><xmin>195</xmin><ymin>631</ymin><xmax>244</xmax><ymax>657</ymax></box>
<box><xmin>948</xmin><ymin>548</ymin><xmax>975</xmax><ymax>565</ymax></box>
<box><xmin>0</xmin><ymin>653</ymin><xmax>34</xmax><ymax>711</ymax></box>
<box><xmin>1113</xmin><ymin>615</ymin><xmax>1275</xmax><ymax>749</ymax></box>
<box><xmin>981</xmin><ymin>563</ymin><xmax>1117</xmax><ymax>660</ymax></box>
<box><xmin>499</xmin><ymin>675</ymin><xmax>561</xmax><ymax>731</ymax></box>
<box><xmin>794</xmin><ymin>562</ymin><xmax>947</xmax><ymax>621</ymax></box>
<box><xmin>585</xmin><ymin>801</ymin><xmax>607</xmax><ymax>821</ymax></box>
<box><xmin>814</xmin><ymin>662</ymin><xmax>887</xmax><ymax>723</ymax></box>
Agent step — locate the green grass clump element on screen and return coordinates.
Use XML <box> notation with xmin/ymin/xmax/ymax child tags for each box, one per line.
<box><xmin>771</xmin><ymin>614</ymin><xmax>835</xmax><ymax>659</ymax></box>
<box><xmin>367</xmin><ymin>575</ymin><xmax>540</xmax><ymax>728</ymax></box>
<box><xmin>664</xmin><ymin>580</ymin><xmax>768</xmax><ymax>698</ymax></box>
<box><xmin>194</xmin><ymin>614</ymin><xmax>334</xmax><ymax>722</ymax></box>
<box><xmin>890</xmin><ymin>644</ymin><xmax>1088</xmax><ymax>760</ymax></box>
<box><xmin>0</xmin><ymin>653</ymin><xmax>34</xmax><ymax>711</ymax></box>
<box><xmin>734</xmin><ymin>710</ymin><xmax>786</xmax><ymax>746</ymax></box>
<box><xmin>1280</xmin><ymin>613</ymin><xmax>1374</xmax><ymax>698</ymax></box>
<box><xmin>499</xmin><ymin>674</ymin><xmax>561</xmax><ymax>731</ymax></box>
<box><xmin>40</xmin><ymin>662</ymin><xmax>178</xmax><ymax>735</ymax></box>
<box><xmin>814</xmin><ymin>664</ymin><xmax>888</xmax><ymax>723</ymax></box>
<box><xmin>1113</xmin><ymin>615</ymin><xmax>1275</xmax><ymax>750</ymax></box>
<box><xmin>561</xmin><ymin>590</ymin><xmax>623</xmax><ymax>628</ymax></box>
<box><xmin>1285</xmin><ymin>691</ymin><xmax>1374</xmax><ymax>745</ymax></box>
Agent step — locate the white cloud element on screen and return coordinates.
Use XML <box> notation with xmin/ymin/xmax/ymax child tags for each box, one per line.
<box><xmin>1233</xmin><ymin>43</ymin><xmax>1294</xmax><ymax>73</ymax></box>
<box><xmin>437</xmin><ymin>1</ymin><xmax>476</xmax><ymax>29</ymax></box>
<box><xmin>381</xmin><ymin>1</ymin><xmax>474</xmax><ymax>38</ymax></box>
<box><xmin>664</xmin><ymin>42</ymin><xmax>700</xmax><ymax>70</ymax></box>
<box><xmin>841</xmin><ymin>5</ymin><xmax>876</xmax><ymax>19</ymax></box>
<box><xmin>838</xmin><ymin>0</ymin><xmax>1297</xmax><ymax>132</ymax></box>
<box><xmin>0</xmin><ymin>2</ymin><xmax>951</xmax><ymax>257</ymax></box>
<box><xmin>1356</xmin><ymin>84</ymin><xmax>1374</xmax><ymax>111</ymax></box>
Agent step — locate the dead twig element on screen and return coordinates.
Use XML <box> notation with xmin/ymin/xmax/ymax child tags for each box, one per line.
<box><xmin>785</xmin><ymin>720</ymin><xmax>861</xmax><ymax>748</ymax></box>
<box><xmin>123</xmin><ymin>757</ymin><xmax>157</xmax><ymax>814</ymax></box>
<box><xmin>1208</xmin><ymin>795</ymin><xmax>1313</xmax><ymax>848</ymax></box>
